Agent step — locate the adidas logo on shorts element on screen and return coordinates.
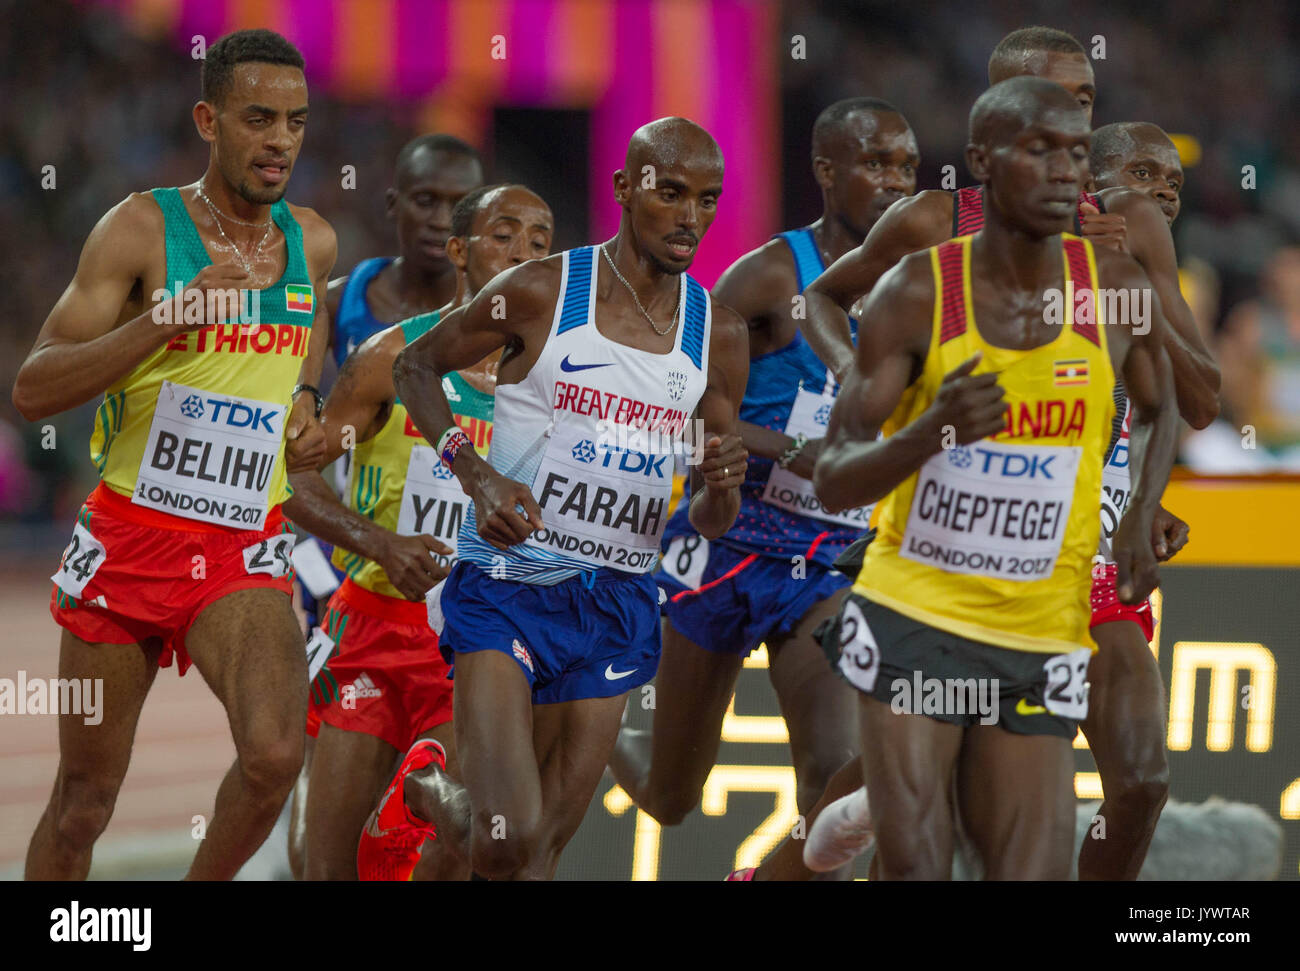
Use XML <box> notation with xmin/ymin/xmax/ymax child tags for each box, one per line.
<box><xmin>347</xmin><ymin>672</ymin><xmax>383</xmax><ymax>699</ymax></box>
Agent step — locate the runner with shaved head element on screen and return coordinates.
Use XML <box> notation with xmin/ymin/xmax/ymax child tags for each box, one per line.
<box><xmin>610</xmin><ymin>99</ymin><xmax>918</xmax><ymax>882</ymax></box>
<box><xmin>815</xmin><ymin>76</ymin><xmax>1180</xmax><ymax>880</ymax></box>
<box><xmin>789</xmin><ymin>26</ymin><xmax>1219</xmax><ymax>877</ymax></box>
<box><xmin>368</xmin><ymin>117</ymin><xmax>750</xmax><ymax>879</ymax></box>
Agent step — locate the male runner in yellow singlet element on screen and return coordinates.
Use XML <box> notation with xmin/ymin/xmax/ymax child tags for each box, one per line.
<box><xmin>813</xmin><ymin>77</ymin><xmax>1180</xmax><ymax>880</ymax></box>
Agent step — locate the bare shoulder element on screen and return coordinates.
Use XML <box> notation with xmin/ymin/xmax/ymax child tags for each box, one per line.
<box><xmin>717</xmin><ymin>238</ymin><xmax>799</xmax><ymax>291</ymax></box>
<box><xmin>1092</xmin><ymin>243</ymin><xmax>1151</xmax><ymax>293</ymax></box>
<box><xmin>333</xmin><ymin>322</ymin><xmax>406</xmax><ymax>397</ymax></box>
<box><xmin>1095</xmin><ymin>186</ymin><xmax>1159</xmax><ymax>217</ymax></box>
<box><xmin>492</xmin><ymin>251</ymin><xmax>564</xmax><ymax>306</ymax></box>
<box><xmin>853</xmin><ymin>189</ymin><xmax>953</xmax><ymax>267</ymax></box>
<box><xmin>707</xmin><ymin>298</ymin><xmax>749</xmax><ymax>349</ymax></box>
<box><xmin>108</xmin><ymin>191</ymin><xmax>167</xmax><ymax>236</ymax></box>
<box><xmin>85</xmin><ymin>192</ymin><xmax>165</xmax><ymax>264</ymax></box>
<box><xmin>353</xmin><ymin>321</ymin><xmax>407</xmax><ymax>364</ymax></box>
<box><xmin>887</xmin><ymin>189</ymin><xmax>954</xmax><ymax>237</ymax></box>
<box><xmin>286</xmin><ymin>202</ymin><xmax>338</xmax><ymax>275</ymax></box>
<box><xmin>875</xmin><ymin>247</ymin><xmax>938</xmax><ymax>304</ymax></box>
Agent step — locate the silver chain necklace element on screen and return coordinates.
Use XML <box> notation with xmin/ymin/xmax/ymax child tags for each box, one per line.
<box><xmin>195</xmin><ymin>184</ymin><xmax>273</xmax><ymax>275</ymax></box>
<box><xmin>601</xmin><ymin>244</ymin><xmax>680</xmax><ymax>337</ymax></box>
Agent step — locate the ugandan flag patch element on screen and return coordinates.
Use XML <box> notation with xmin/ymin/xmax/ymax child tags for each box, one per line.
<box><xmin>1054</xmin><ymin>358</ymin><xmax>1089</xmax><ymax>386</ymax></box>
<box><xmin>285</xmin><ymin>284</ymin><xmax>314</xmax><ymax>314</ymax></box>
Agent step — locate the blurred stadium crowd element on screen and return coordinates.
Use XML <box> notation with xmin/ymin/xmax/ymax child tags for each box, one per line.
<box><xmin>1</xmin><ymin>0</ymin><xmax>1297</xmax><ymax>525</ymax></box>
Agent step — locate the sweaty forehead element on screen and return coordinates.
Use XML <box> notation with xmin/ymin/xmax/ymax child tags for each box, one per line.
<box><xmin>476</xmin><ymin>188</ymin><xmax>553</xmax><ymax>229</ymax></box>
<box><xmin>1026</xmin><ymin>103</ymin><xmax>1091</xmax><ymax>136</ymax></box>
<box><xmin>1132</xmin><ymin>133</ymin><xmax>1182</xmax><ymax>170</ymax></box>
<box><xmin>226</xmin><ymin>62</ymin><xmax>307</xmax><ymax>108</ymax></box>
<box><xmin>1022</xmin><ymin>50</ymin><xmax>1095</xmax><ymax>93</ymax></box>
<box><xmin>398</xmin><ymin>150</ymin><xmax>482</xmax><ymax>193</ymax></box>
<box><xmin>646</xmin><ymin>156</ymin><xmax>724</xmax><ymax>191</ymax></box>
<box><xmin>628</xmin><ymin>132</ymin><xmax>723</xmax><ymax>178</ymax></box>
<box><xmin>836</xmin><ymin>111</ymin><xmax>915</xmax><ymax>155</ymax></box>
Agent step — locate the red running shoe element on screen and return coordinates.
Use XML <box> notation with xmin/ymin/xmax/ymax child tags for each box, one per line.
<box><xmin>357</xmin><ymin>739</ymin><xmax>445</xmax><ymax>881</ymax></box>
<box><xmin>724</xmin><ymin>868</ymin><xmax>756</xmax><ymax>881</ymax></box>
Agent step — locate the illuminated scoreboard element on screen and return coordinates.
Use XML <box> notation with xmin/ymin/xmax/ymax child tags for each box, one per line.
<box><xmin>558</xmin><ymin>565</ymin><xmax>1300</xmax><ymax>881</ymax></box>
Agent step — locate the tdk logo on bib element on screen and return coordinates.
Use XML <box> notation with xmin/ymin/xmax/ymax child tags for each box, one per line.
<box><xmin>598</xmin><ymin>444</ymin><xmax>668</xmax><ymax>478</ymax></box>
<box><xmin>183</xmin><ymin>398</ymin><xmax>280</xmax><ymax>434</ymax></box>
<box><xmin>429</xmin><ymin>458</ymin><xmax>455</xmax><ymax>481</ymax></box>
<box><xmin>973</xmin><ymin>447</ymin><xmax>1056</xmax><ymax>479</ymax></box>
<box><xmin>570</xmin><ymin>440</ymin><xmax>667</xmax><ymax>477</ymax></box>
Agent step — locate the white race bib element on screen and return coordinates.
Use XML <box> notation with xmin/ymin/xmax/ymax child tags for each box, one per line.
<box><xmin>900</xmin><ymin>441</ymin><xmax>1081</xmax><ymax>582</ymax></box>
<box><xmin>836</xmin><ymin>597</ymin><xmax>881</xmax><ymax>693</ymax></box>
<box><xmin>660</xmin><ymin>534</ymin><xmax>709</xmax><ymax>590</ymax></box>
<box><xmin>396</xmin><ymin>445</ymin><xmax>468</xmax><ymax>565</ymax></box>
<box><xmin>1098</xmin><ymin>402</ymin><xmax>1131</xmax><ymax>559</ymax></box>
<box><xmin>304</xmin><ymin>626</ymin><xmax>335</xmax><ymax>684</ymax></box>
<box><xmin>1042</xmin><ymin>647</ymin><xmax>1091</xmax><ymax>720</ymax></box>
<box><xmin>426</xmin><ymin>578</ymin><xmax>446</xmax><ymax>635</ymax></box>
<box><xmin>133</xmin><ymin>379</ymin><xmax>285</xmax><ymax>530</ymax></box>
<box><xmin>242</xmin><ymin>533</ymin><xmax>295</xmax><ymax>577</ymax></box>
<box><xmin>524</xmin><ymin>422</ymin><xmax>672</xmax><ymax>573</ymax></box>
<box><xmin>291</xmin><ymin>538</ymin><xmax>340</xmax><ymax>599</ymax></box>
<box><xmin>762</xmin><ymin>377</ymin><xmax>875</xmax><ymax>529</ymax></box>
<box><xmin>51</xmin><ymin>520</ymin><xmax>106</xmax><ymax>598</ymax></box>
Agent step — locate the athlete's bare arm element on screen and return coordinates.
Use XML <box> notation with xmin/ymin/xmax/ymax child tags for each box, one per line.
<box><xmin>686</xmin><ymin>303</ymin><xmax>749</xmax><ymax>539</ymax></box>
<box><xmin>394</xmin><ymin>258</ymin><xmax>558</xmax><ymax>550</ymax></box>
<box><xmin>1100</xmin><ymin>187</ymin><xmax>1220</xmax><ymax>428</ymax></box>
<box><xmin>285</xmin><ymin>327</ymin><xmax>451</xmax><ymax>599</ymax></box>
<box><xmin>814</xmin><ymin>252</ymin><xmax>1006</xmax><ymax>512</ymax></box>
<box><xmin>286</xmin><ymin>205</ymin><xmax>338</xmax><ymax>470</ymax></box>
<box><xmin>710</xmin><ymin>241</ymin><xmax>810</xmax><ymax>467</ymax></box>
<box><xmin>803</xmin><ymin>191</ymin><xmax>953</xmax><ymax>384</ymax></box>
<box><xmin>324</xmin><ymin>273</ymin><xmax>348</xmax><ymax>354</ymax></box>
<box><xmin>12</xmin><ymin>193</ymin><xmax>247</xmax><ymax>420</ymax></box>
<box><xmin>1094</xmin><ymin>249</ymin><xmax>1180</xmax><ymax>604</ymax></box>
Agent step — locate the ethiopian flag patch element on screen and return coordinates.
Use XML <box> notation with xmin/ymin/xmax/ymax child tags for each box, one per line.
<box><xmin>285</xmin><ymin>284</ymin><xmax>314</xmax><ymax>314</ymax></box>
<box><xmin>1054</xmin><ymin>359</ymin><xmax>1089</xmax><ymax>386</ymax></box>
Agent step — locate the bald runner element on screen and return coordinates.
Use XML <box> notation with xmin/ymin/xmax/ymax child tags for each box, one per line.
<box><xmin>380</xmin><ymin>118</ymin><xmax>751</xmax><ymax>880</ymax></box>
<box><xmin>814</xmin><ymin>77</ymin><xmax>1180</xmax><ymax>880</ymax></box>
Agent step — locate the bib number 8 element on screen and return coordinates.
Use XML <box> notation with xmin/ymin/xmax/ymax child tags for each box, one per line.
<box><xmin>1042</xmin><ymin>647</ymin><xmax>1091</xmax><ymax>720</ymax></box>
<box><xmin>661</xmin><ymin>534</ymin><xmax>708</xmax><ymax>590</ymax></box>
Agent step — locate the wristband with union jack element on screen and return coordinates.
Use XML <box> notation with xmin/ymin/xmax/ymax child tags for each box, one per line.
<box><xmin>437</xmin><ymin>427</ymin><xmax>472</xmax><ymax>471</ymax></box>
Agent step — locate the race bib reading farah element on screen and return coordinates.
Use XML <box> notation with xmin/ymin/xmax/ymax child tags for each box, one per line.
<box><xmin>397</xmin><ymin>445</ymin><xmax>468</xmax><ymax>567</ymax></box>
<box><xmin>524</xmin><ymin>422</ymin><xmax>672</xmax><ymax>573</ymax></box>
<box><xmin>762</xmin><ymin>381</ymin><xmax>874</xmax><ymax>528</ymax></box>
<box><xmin>900</xmin><ymin>441</ymin><xmax>1081</xmax><ymax>581</ymax></box>
<box><xmin>133</xmin><ymin>380</ymin><xmax>284</xmax><ymax>529</ymax></box>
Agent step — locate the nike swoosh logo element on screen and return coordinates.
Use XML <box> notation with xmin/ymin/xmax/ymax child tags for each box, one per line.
<box><xmin>604</xmin><ymin>664</ymin><xmax>637</xmax><ymax>680</ymax></box>
<box><xmin>1016</xmin><ymin>699</ymin><xmax>1047</xmax><ymax>716</ymax></box>
<box><xmin>560</xmin><ymin>355</ymin><xmax>613</xmax><ymax>373</ymax></box>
